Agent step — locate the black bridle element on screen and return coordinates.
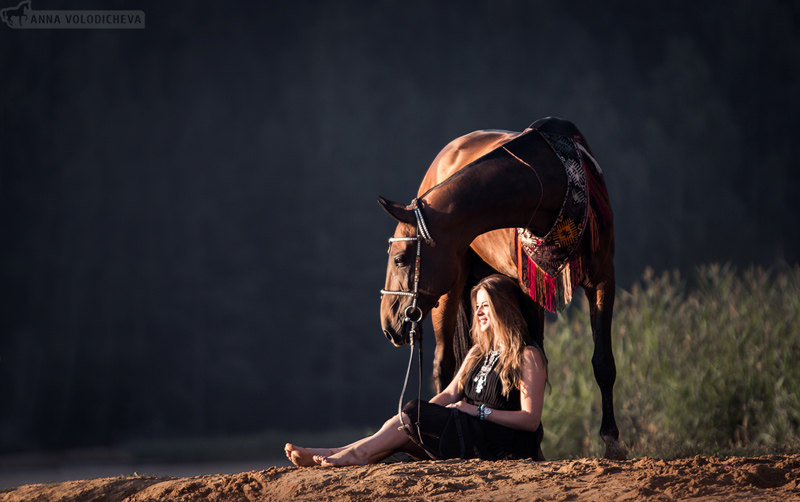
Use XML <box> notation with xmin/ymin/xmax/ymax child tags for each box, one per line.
<box><xmin>379</xmin><ymin>198</ymin><xmax>438</xmax><ymax>458</ymax></box>
<box><xmin>379</xmin><ymin>198</ymin><xmax>435</xmax><ymax>342</ymax></box>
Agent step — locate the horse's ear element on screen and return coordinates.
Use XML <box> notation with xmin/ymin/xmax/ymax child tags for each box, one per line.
<box><xmin>377</xmin><ymin>196</ymin><xmax>415</xmax><ymax>225</ymax></box>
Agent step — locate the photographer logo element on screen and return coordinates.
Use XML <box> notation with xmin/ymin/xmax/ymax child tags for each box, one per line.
<box><xmin>1</xmin><ymin>0</ymin><xmax>144</xmax><ymax>29</ymax></box>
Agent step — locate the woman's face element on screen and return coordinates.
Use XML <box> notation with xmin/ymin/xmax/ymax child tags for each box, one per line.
<box><xmin>475</xmin><ymin>288</ymin><xmax>493</xmax><ymax>333</ymax></box>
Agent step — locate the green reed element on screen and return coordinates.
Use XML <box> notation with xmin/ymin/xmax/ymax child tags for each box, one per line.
<box><xmin>541</xmin><ymin>263</ymin><xmax>800</xmax><ymax>459</ymax></box>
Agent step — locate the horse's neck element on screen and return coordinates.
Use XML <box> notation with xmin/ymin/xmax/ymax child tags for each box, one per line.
<box><xmin>424</xmin><ymin>155</ymin><xmax>556</xmax><ymax>249</ymax></box>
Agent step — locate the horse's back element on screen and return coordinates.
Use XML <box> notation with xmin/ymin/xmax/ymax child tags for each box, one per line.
<box><xmin>417</xmin><ymin>129</ymin><xmax>523</xmax><ymax>195</ymax></box>
<box><xmin>529</xmin><ymin>117</ymin><xmax>582</xmax><ymax>137</ymax></box>
<box><xmin>531</xmin><ymin>117</ymin><xmax>596</xmax><ymax>155</ymax></box>
<box><xmin>418</xmin><ymin>118</ymin><xmax>588</xmax><ymax>196</ymax></box>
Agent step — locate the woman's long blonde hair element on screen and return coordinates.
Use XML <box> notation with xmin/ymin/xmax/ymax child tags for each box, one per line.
<box><xmin>458</xmin><ymin>274</ymin><xmax>541</xmax><ymax>397</ymax></box>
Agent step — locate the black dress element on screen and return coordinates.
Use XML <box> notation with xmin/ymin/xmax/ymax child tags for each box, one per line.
<box><xmin>402</xmin><ymin>351</ymin><xmax>544</xmax><ymax>460</ymax></box>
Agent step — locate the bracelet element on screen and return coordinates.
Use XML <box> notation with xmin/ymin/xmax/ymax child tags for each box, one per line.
<box><xmin>478</xmin><ymin>404</ymin><xmax>485</xmax><ymax>420</ymax></box>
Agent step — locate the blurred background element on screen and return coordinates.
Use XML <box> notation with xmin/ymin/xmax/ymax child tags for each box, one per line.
<box><xmin>2</xmin><ymin>0</ymin><xmax>799</xmax><ymax>478</ymax></box>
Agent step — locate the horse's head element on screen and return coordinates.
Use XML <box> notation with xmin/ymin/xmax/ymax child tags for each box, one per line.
<box><xmin>378</xmin><ymin>196</ymin><xmax>459</xmax><ymax>346</ymax></box>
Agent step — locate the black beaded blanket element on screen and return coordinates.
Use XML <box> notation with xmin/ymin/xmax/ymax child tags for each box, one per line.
<box><xmin>515</xmin><ymin>130</ymin><xmax>610</xmax><ymax>312</ymax></box>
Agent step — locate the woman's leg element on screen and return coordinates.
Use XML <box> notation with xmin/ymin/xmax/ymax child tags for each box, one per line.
<box><xmin>285</xmin><ymin>413</ymin><xmax>415</xmax><ymax>467</ymax></box>
<box><xmin>314</xmin><ymin>413</ymin><xmax>414</xmax><ymax>467</ymax></box>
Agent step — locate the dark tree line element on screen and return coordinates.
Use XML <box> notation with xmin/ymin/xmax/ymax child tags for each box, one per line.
<box><xmin>1</xmin><ymin>0</ymin><xmax>798</xmax><ymax>452</ymax></box>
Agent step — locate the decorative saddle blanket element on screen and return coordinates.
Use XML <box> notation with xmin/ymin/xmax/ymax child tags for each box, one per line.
<box><xmin>514</xmin><ymin>129</ymin><xmax>610</xmax><ymax>312</ymax></box>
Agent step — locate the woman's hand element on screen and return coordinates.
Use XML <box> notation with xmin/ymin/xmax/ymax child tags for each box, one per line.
<box><xmin>445</xmin><ymin>400</ymin><xmax>480</xmax><ymax>417</ymax></box>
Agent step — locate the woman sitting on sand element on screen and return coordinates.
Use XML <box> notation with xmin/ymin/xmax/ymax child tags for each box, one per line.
<box><xmin>285</xmin><ymin>274</ymin><xmax>547</xmax><ymax>467</ymax></box>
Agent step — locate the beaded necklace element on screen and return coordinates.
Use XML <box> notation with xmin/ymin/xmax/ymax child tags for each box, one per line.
<box><xmin>473</xmin><ymin>350</ymin><xmax>501</xmax><ymax>394</ymax></box>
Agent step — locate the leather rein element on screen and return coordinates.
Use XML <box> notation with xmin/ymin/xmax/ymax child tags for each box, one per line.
<box><xmin>379</xmin><ymin>198</ymin><xmax>438</xmax><ymax>458</ymax></box>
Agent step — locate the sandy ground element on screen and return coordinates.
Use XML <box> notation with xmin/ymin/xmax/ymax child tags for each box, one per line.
<box><xmin>2</xmin><ymin>454</ymin><xmax>799</xmax><ymax>501</ymax></box>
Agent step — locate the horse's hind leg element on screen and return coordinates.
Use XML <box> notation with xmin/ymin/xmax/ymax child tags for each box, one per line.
<box><xmin>584</xmin><ymin>273</ymin><xmax>626</xmax><ymax>460</ymax></box>
<box><xmin>519</xmin><ymin>294</ymin><xmax>547</xmax><ymax>461</ymax></box>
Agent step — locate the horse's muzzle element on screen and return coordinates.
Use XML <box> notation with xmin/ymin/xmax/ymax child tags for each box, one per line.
<box><xmin>383</xmin><ymin>320</ymin><xmax>422</xmax><ymax>347</ymax></box>
<box><xmin>383</xmin><ymin>328</ymin><xmax>407</xmax><ymax>347</ymax></box>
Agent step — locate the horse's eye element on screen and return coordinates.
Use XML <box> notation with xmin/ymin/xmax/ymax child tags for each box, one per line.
<box><xmin>393</xmin><ymin>255</ymin><xmax>407</xmax><ymax>267</ymax></box>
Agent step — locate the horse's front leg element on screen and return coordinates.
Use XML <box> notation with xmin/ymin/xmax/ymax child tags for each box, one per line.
<box><xmin>584</xmin><ymin>277</ymin><xmax>626</xmax><ymax>460</ymax></box>
<box><xmin>430</xmin><ymin>298</ymin><xmax>457</xmax><ymax>392</ymax></box>
<box><xmin>429</xmin><ymin>274</ymin><xmax>467</xmax><ymax>393</ymax></box>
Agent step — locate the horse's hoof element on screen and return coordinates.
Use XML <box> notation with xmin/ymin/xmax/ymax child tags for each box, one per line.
<box><xmin>602</xmin><ymin>437</ymin><xmax>627</xmax><ymax>460</ymax></box>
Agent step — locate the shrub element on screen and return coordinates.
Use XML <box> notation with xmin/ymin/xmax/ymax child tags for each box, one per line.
<box><xmin>541</xmin><ymin>263</ymin><xmax>800</xmax><ymax>459</ymax></box>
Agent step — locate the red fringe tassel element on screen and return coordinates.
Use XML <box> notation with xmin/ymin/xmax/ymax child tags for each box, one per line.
<box><xmin>515</xmin><ymin>142</ymin><xmax>611</xmax><ymax>312</ymax></box>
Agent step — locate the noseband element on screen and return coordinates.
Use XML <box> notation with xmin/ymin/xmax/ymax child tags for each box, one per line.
<box><xmin>379</xmin><ymin>198</ymin><xmax>435</xmax><ymax>341</ymax></box>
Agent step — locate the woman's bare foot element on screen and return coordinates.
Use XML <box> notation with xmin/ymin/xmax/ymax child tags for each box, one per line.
<box><xmin>284</xmin><ymin>443</ymin><xmax>336</xmax><ymax>467</ymax></box>
<box><xmin>313</xmin><ymin>447</ymin><xmax>368</xmax><ymax>467</ymax></box>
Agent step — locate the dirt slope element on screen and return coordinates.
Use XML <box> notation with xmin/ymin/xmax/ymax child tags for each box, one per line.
<box><xmin>2</xmin><ymin>454</ymin><xmax>799</xmax><ymax>501</ymax></box>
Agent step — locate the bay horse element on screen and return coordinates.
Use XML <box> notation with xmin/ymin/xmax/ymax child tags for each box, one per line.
<box><xmin>378</xmin><ymin>117</ymin><xmax>624</xmax><ymax>459</ymax></box>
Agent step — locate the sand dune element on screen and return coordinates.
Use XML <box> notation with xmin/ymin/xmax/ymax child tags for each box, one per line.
<box><xmin>2</xmin><ymin>454</ymin><xmax>799</xmax><ymax>501</ymax></box>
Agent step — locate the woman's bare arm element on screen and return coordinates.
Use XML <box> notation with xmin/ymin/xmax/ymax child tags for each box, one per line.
<box><xmin>428</xmin><ymin>347</ymin><xmax>477</xmax><ymax>406</ymax></box>
<box><xmin>446</xmin><ymin>346</ymin><xmax>546</xmax><ymax>432</ymax></box>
